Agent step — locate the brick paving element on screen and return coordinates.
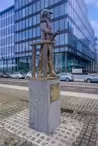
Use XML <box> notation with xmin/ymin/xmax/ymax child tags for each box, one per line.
<box><xmin>61</xmin><ymin>96</ymin><xmax>98</xmax><ymax>146</ymax></box>
<box><xmin>0</xmin><ymin>108</ymin><xmax>83</xmax><ymax>146</ymax></box>
<box><xmin>62</xmin><ymin>113</ymin><xmax>98</xmax><ymax>146</ymax></box>
<box><xmin>0</xmin><ymin>95</ymin><xmax>98</xmax><ymax>146</ymax></box>
<box><xmin>61</xmin><ymin>96</ymin><xmax>98</xmax><ymax>115</ymax></box>
<box><xmin>0</xmin><ymin>95</ymin><xmax>28</xmax><ymax>120</ymax></box>
<box><xmin>0</xmin><ymin>128</ymin><xmax>37</xmax><ymax>146</ymax></box>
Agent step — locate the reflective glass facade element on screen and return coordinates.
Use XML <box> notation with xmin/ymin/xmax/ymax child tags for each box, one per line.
<box><xmin>14</xmin><ymin>0</ymin><xmax>69</xmax><ymax>72</ymax></box>
<box><xmin>0</xmin><ymin>0</ymin><xmax>96</xmax><ymax>73</ymax></box>
<box><xmin>0</xmin><ymin>6</ymin><xmax>15</xmax><ymax>72</ymax></box>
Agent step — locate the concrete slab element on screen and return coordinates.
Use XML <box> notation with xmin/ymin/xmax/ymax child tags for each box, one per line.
<box><xmin>0</xmin><ymin>109</ymin><xmax>83</xmax><ymax>146</ymax></box>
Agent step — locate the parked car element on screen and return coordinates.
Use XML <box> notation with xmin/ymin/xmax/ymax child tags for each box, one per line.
<box><xmin>59</xmin><ymin>73</ymin><xmax>74</xmax><ymax>82</ymax></box>
<box><xmin>25</xmin><ymin>71</ymin><xmax>37</xmax><ymax>79</ymax></box>
<box><xmin>84</xmin><ymin>74</ymin><xmax>98</xmax><ymax>83</ymax></box>
<box><xmin>9</xmin><ymin>72</ymin><xmax>25</xmax><ymax>79</ymax></box>
<box><xmin>3</xmin><ymin>73</ymin><xmax>10</xmax><ymax>78</ymax></box>
<box><xmin>25</xmin><ymin>71</ymin><xmax>32</xmax><ymax>79</ymax></box>
<box><xmin>0</xmin><ymin>72</ymin><xmax>4</xmax><ymax>78</ymax></box>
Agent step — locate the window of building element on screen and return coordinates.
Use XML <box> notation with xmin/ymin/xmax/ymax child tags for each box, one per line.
<box><xmin>49</xmin><ymin>0</ymin><xmax>54</xmax><ymax>5</ymax></box>
<box><xmin>23</xmin><ymin>31</ymin><xmax>25</xmax><ymax>40</ymax></box>
<box><xmin>60</xmin><ymin>34</ymin><xmax>65</xmax><ymax>45</ymax></box>
<box><xmin>59</xmin><ymin>4</ymin><xmax>65</xmax><ymax>16</ymax></box>
<box><xmin>65</xmin><ymin>3</ymin><xmax>67</xmax><ymax>14</ymax></box>
<box><xmin>65</xmin><ymin>33</ymin><xmax>68</xmax><ymax>44</ymax></box>
<box><xmin>28</xmin><ymin>0</ymin><xmax>32</xmax><ymax>3</ymax></box>
<box><xmin>26</xmin><ymin>7</ymin><xmax>28</xmax><ymax>16</ymax></box>
<box><xmin>29</xmin><ymin>17</ymin><xmax>32</xmax><ymax>26</ymax></box>
<box><xmin>45</xmin><ymin>0</ymin><xmax>49</xmax><ymax>8</ymax></box>
<box><xmin>22</xmin><ymin>20</ymin><xmax>25</xmax><ymax>29</ymax></box>
<box><xmin>29</xmin><ymin>5</ymin><xmax>32</xmax><ymax>15</ymax></box>
<box><xmin>33</xmin><ymin>3</ymin><xmax>36</xmax><ymax>13</ymax></box>
<box><xmin>22</xmin><ymin>8</ymin><xmax>26</xmax><ymax>17</ymax></box>
<box><xmin>54</xmin><ymin>53</ymin><xmax>65</xmax><ymax>73</ymax></box>
<box><xmin>55</xmin><ymin>35</ymin><xmax>59</xmax><ymax>45</ymax></box>
<box><xmin>54</xmin><ymin>21</ymin><xmax>59</xmax><ymax>32</ymax></box>
<box><xmin>37</xmin><ymin>1</ymin><xmax>40</xmax><ymax>11</ymax></box>
<box><xmin>26</xmin><ymin>18</ymin><xmax>28</xmax><ymax>28</ymax></box>
<box><xmin>54</xmin><ymin>7</ymin><xmax>59</xmax><ymax>18</ymax></box>
<box><xmin>33</xmin><ymin>16</ymin><xmax>37</xmax><ymax>25</ymax></box>
<box><xmin>33</xmin><ymin>28</ymin><xmax>36</xmax><ymax>37</ymax></box>
<box><xmin>29</xmin><ymin>29</ymin><xmax>32</xmax><ymax>38</ymax></box>
<box><xmin>26</xmin><ymin>30</ymin><xmax>28</xmax><ymax>39</ymax></box>
<box><xmin>37</xmin><ymin>14</ymin><xmax>40</xmax><ymax>24</ymax></box>
<box><xmin>41</xmin><ymin>0</ymin><xmax>44</xmax><ymax>9</ymax></box>
<box><xmin>37</xmin><ymin>27</ymin><xmax>40</xmax><ymax>37</ymax></box>
<box><xmin>60</xmin><ymin>19</ymin><xmax>65</xmax><ymax>30</ymax></box>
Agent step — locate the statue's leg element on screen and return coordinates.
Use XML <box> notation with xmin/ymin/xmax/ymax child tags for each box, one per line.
<box><xmin>38</xmin><ymin>47</ymin><xmax>44</xmax><ymax>77</ymax></box>
<box><xmin>48</xmin><ymin>45</ymin><xmax>57</xmax><ymax>77</ymax></box>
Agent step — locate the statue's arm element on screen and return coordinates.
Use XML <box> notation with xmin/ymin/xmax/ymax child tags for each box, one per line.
<box><xmin>41</xmin><ymin>22</ymin><xmax>52</xmax><ymax>35</ymax></box>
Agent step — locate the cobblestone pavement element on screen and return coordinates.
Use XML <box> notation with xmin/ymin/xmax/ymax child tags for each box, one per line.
<box><xmin>0</xmin><ymin>129</ymin><xmax>34</xmax><ymax>146</ymax></box>
<box><xmin>61</xmin><ymin>96</ymin><xmax>98</xmax><ymax>115</ymax></box>
<box><xmin>0</xmin><ymin>95</ymin><xmax>98</xmax><ymax>146</ymax></box>
<box><xmin>62</xmin><ymin>113</ymin><xmax>98</xmax><ymax>146</ymax></box>
<box><xmin>0</xmin><ymin>109</ymin><xmax>83</xmax><ymax>146</ymax></box>
<box><xmin>0</xmin><ymin>96</ymin><xmax>28</xmax><ymax>120</ymax></box>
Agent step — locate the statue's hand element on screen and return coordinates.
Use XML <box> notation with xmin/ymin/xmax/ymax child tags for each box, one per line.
<box><xmin>53</xmin><ymin>40</ymin><xmax>57</xmax><ymax>45</ymax></box>
<box><xmin>56</xmin><ymin>28</ymin><xmax>60</xmax><ymax>34</ymax></box>
<box><xmin>53</xmin><ymin>39</ymin><xmax>57</xmax><ymax>45</ymax></box>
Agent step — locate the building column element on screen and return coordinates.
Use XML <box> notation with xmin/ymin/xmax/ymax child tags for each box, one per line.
<box><xmin>65</xmin><ymin>52</ymin><xmax>67</xmax><ymax>72</ymax></box>
<box><xmin>91</xmin><ymin>62</ymin><xmax>93</xmax><ymax>73</ymax></box>
<box><xmin>86</xmin><ymin>62</ymin><xmax>88</xmax><ymax>73</ymax></box>
<box><xmin>91</xmin><ymin>62</ymin><xmax>94</xmax><ymax>73</ymax></box>
<box><xmin>88</xmin><ymin>62</ymin><xmax>90</xmax><ymax>73</ymax></box>
<box><xmin>90</xmin><ymin>62</ymin><xmax>92</xmax><ymax>73</ymax></box>
<box><xmin>92</xmin><ymin>62</ymin><xmax>95</xmax><ymax>73</ymax></box>
<box><xmin>89</xmin><ymin>62</ymin><xmax>91</xmax><ymax>73</ymax></box>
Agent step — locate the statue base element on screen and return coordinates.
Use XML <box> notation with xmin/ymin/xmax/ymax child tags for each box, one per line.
<box><xmin>29</xmin><ymin>78</ymin><xmax>61</xmax><ymax>134</ymax></box>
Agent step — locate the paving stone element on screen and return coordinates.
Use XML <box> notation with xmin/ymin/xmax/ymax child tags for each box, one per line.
<box><xmin>80</xmin><ymin>143</ymin><xmax>87</xmax><ymax>146</ymax></box>
<box><xmin>83</xmin><ymin>136</ymin><xmax>89</xmax><ymax>140</ymax></box>
<box><xmin>88</xmin><ymin>141</ymin><xmax>95</xmax><ymax>146</ymax></box>
<box><xmin>1</xmin><ymin>95</ymin><xmax>98</xmax><ymax>146</ymax></box>
<box><xmin>81</xmin><ymin>139</ymin><xmax>89</xmax><ymax>144</ymax></box>
<box><xmin>85</xmin><ymin>132</ymin><xmax>91</xmax><ymax>137</ymax></box>
<box><xmin>90</xmin><ymin>138</ymin><xmax>96</xmax><ymax>143</ymax></box>
<box><xmin>15</xmin><ymin>139</ymin><xmax>27</xmax><ymax>146</ymax></box>
<box><xmin>61</xmin><ymin>96</ymin><xmax>98</xmax><ymax>115</ymax></box>
<box><xmin>0</xmin><ymin>108</ymin><xmax>83</xmax><ymax>146</ymax></box>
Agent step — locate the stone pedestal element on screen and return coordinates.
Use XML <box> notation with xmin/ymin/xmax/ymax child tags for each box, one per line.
<box><xmin>29</xmin><ymin>78</ymin><xmax>61</xmax><ymax>134</ymax></box>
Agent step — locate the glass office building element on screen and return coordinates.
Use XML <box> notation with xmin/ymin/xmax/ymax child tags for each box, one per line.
<box><xmin>0</xmin><ymin>0</ymin><xmax>96</xmax><ymax>73</ymax></box>
<box><xmin>0</xmin><ymin>6</ymin><xmax>15</xmax><ymax>72</ymax></box>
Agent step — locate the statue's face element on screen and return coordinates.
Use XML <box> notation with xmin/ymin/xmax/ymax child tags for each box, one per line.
<box><xmin>41</xmin><ymin>9</ymin><xmax>52</xmax><ymax>20</ymax></box>
<box><xmin>47</xmin><ymin>12</ymin><xmax>51</xmax><ymax>20</ymax></box>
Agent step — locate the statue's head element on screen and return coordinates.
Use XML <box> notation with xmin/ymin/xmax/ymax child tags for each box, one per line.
<box><xmin>41</xmin><ymin>9</ymin><xmax>53</xmax><ymax>20</ymax></box>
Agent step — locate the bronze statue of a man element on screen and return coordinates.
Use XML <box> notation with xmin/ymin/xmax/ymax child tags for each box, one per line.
<box><xmin>38</xmin><ymin>9</ymin><xmax>59</xmax><ymax>77</ymax></box>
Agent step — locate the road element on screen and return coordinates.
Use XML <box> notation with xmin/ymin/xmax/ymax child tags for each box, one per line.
<box><xmin>60</xmin><ymin>82</ymin><xmax>98</xmax><ymax>94</ymax></box>
<box><xmin>0</xmin><ymin>78</ymin><xmax>98</xmax><ymax>94</ymax></box>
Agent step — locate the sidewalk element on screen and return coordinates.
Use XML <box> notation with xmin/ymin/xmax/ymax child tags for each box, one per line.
<box><xmin>0</xmin><ymin>91</ymin><xmax>98</xmax><ymax>146</ymax></box>
<box><xmin>74</xmin><ymin>79</ymin><xmax>84</xmax><ymax>82</ymax></box>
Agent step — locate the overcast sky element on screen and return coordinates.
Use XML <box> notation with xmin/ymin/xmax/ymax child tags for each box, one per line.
<box><xmin>0</xmin><ymin>0</ymin><xmax>14</xmax><ymax>11</ymax></box>
<box><xmin>85</xmin><ymin>0</ymin><xmax>98</xmax><ymax>37</ymax></box>
<box><xmin>0</xmin><ymin>0</ymin><xmax>98</xmax><ymax>37</ymax></box>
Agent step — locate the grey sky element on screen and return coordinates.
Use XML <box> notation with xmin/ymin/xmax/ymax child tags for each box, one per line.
<box><xmin>0</xmin><ymin>0</ymin><xmax>14</xmax><ymax>12</ymax></box>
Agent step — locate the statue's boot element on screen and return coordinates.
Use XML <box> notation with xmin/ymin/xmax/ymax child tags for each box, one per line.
<box><xmin>38</xmin><ymin>71</ymin><xmax>43</xmax><ymax>77</ymax></box>
<box><xmin>48</xmin><ymin>60</ymin><xmax>57</xmax><ymax>77</ymax></box>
